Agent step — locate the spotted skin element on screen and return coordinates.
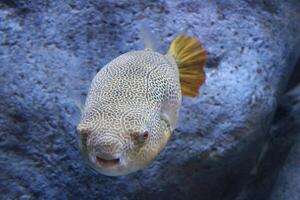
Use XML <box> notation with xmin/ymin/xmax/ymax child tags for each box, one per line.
<box><xmin>77</xmin><ymin>49</ymin><xmax>181</xmax><ymax>176</ymax></box>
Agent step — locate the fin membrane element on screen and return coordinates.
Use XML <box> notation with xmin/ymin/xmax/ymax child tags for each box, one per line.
<box><xmin>140</xmin><ymin>20</ymin><xmax>159</xmax><ymax>51</ymax></box>
<box><xmin>168</xmin><ymin>35</ymin><xmax>207</xmax><ymax>97</ymax></box>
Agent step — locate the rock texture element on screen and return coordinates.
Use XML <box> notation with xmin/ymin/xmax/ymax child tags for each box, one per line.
<box><xmin>1</xmin><ymin>1</ymin><xmax>300</xmax><ymax>200</ymax></box>
<box><xmin>269</xmin><ymin>86</ymin><xmax>300</xmax><ymax>200</ymax></box>
<box><xmin>233</xmin><ymin>84</ymin><xmax>300</xmax><ymax>200</ymax></box>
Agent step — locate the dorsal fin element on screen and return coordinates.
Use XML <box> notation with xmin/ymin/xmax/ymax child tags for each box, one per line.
<box><xmin>140</xmin><ymin>20</ymin><xmax>159</xmax><ymax>51</ymax></box>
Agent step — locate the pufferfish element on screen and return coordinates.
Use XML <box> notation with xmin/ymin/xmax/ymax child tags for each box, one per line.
<box><xmin>77</xmin><ymin>32</ymin><xmax>207</xmax><ymax>176</ymax></box>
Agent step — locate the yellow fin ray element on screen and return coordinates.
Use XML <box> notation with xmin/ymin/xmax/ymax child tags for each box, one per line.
<box><xmin>168</xmin><ymin>35</ymin><xmax>207</xmax><ymax>97</ymax></box>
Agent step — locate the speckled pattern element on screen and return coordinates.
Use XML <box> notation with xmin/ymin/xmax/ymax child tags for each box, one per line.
<box><xmin>0</xmin><ymin>1</ymin><xmax>300</xmax><ymax>200</ymax></box>
<box><xmin>78</xmin><ymin>50</ymin><xmax>180</xmax><ymax>176</ymax></box>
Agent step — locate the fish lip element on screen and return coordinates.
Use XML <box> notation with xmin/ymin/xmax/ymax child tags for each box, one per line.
<box><xmin>91</xmin><ymin>155</ymin><xmax>131</xmax><ymax>176</ymax></box>
<box><xmin>89</xmin><ymin>153</ymin><xmax>127</xmax><ymax>169</ymax></box>
<box><xmin>95</xmin><ymin>156</ymin><xmax>120</xmax><ymax>168</ymax></box>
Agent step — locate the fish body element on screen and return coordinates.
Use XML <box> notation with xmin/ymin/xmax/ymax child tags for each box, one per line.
<box><xmin>77</xmin><ymin>35</ymin><xmax>207</xmax><ymax>176</ymax></box>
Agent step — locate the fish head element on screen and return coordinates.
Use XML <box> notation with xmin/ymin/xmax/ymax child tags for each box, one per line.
<box><xmin>77</xmin><ymin>109</ymin><xmax>170</xmax><ymax>176</ymax></box>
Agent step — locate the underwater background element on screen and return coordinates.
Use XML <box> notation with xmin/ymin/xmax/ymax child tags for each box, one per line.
<box><xmin>0</xmin><ymin>0</ymin><xmax>300</xmax><ymax>200</ymax></box>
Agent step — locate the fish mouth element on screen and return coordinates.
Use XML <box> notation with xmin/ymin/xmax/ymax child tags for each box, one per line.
<box><xmin>95</xmin><ymin>156</ymin><xmax>120</xmax><ymax>168</ymax></box>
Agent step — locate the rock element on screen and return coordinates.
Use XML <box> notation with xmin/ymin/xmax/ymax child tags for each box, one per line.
<box><xmin>269</xmin><ymin>86</ymin><xmax>300</xmax><ymax>200</ymax></box>
<box><xmin>0</xmin><ymin>1</ymin><xmax>300</xmax><ymax>200</ymax></box>
<box><xmin>233</xmin><ymin>83</ymin><xmax>300</xmax><ymax>200</ymax></box>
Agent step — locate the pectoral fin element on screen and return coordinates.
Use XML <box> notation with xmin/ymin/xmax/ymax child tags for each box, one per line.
<box><xmin>160</xmin><ymin>102</ymin><xmax>179</xmax><ymax>132</ymax></box>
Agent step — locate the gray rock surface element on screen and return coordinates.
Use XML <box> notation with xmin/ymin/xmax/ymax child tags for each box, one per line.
<box><xmin>269</xmin><ymin>86</ymin><xmax>300</xmax><ymax>200</ymax></box>
<box><xmin>1</xmin><ymin>1</ymin><xmax>300</xmax><ymax>200</ymax></box>
<box><xmin>233</xmin><ymin>83</ymin><xmax>300</xmax><ymax>200</ymax></box>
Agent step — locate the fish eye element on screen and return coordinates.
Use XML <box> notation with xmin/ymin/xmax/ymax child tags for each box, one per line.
<box><xmin>132</xmin><ymin>130</ymin><xmax>149</xmax><ymax>143</ymax></box>
<box><xmin>77</xmin><ymin>126</ymin><xmax>91</xmax><ymax>136</ymax></box>
<box><xmin>143</xmin><ymin>131</ymin><xmax>149</xmax><ymax>140</ymax></box>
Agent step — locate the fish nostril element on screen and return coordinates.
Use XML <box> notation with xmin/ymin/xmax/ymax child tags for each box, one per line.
<box><xmin>95</xmin><ymin>156</ymin><xmax>120</xmax><ymax>168</ymax></box>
